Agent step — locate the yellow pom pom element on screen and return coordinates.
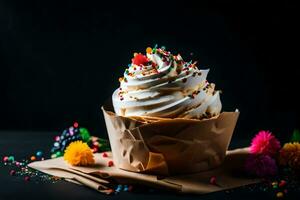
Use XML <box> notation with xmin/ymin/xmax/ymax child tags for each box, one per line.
<box><xmin>279</xmin><ymin>142</ymin><xmax>300</xmax><ymax>170</ymax></box>
<box><xmin>146</xmin><ymin>47</ymin><xmax>152</xmax><ymax>54</ymax></box>
<box><xmin>64</xmin><ymin>141</ymin><xmax>95</xmax><ymax>166</ymax></box>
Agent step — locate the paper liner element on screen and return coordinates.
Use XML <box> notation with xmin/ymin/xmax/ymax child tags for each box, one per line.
<box><xmin>102</xmin><ymin>99</ymin><xmax>239</xmax><ymax>176</ymax></box>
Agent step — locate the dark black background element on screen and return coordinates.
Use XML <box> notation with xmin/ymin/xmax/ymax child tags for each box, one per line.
<box><xmin>1</xmin><ymin>0</ymin><xmax>299</xmax><ymax>141</ymax></box>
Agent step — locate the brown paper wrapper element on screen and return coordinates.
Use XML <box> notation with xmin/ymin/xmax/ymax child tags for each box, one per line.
<box><xmin>28</xmin><ymin>149</ymin><xmax>260</xmax><ymax>194</ymax></box>
<box><xmin>102</xmin><ymin>99</ymin><xmax>239</xmax><ymax>175</ymax></box>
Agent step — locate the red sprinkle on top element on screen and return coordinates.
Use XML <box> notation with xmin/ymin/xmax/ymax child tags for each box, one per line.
<box><xmin>132</xmin><ymin>53</ymin><xmax>149</xmax><ymax>66</ymax></box>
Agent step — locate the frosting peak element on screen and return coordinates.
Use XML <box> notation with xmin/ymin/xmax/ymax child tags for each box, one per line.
<box><xmin>113</xmin><ymin>46</ymin><xmax>222</xmax><ymax>119</ymax></box>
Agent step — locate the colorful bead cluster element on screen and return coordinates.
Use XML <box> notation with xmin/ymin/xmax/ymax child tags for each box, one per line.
<box><xmin>2</xmin><ymin>151</ymin><xmax>62</xmax><ymax>183</ymax></box>
<box><xmin>50</xmin><ymin>122</ymin><xmax>110</xmax><ymax>158</ymax></box>
<box><xmin>2</xmin><ymin>122</ymin><xmax>111</xmax><ymax>188</ymax></box>
<box><xmin>50</xmin><ymin>122</ymin><xmax>90</xmax><ymax>158</ymax></box>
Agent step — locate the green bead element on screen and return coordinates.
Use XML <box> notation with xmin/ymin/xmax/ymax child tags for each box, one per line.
<box><xmin>273</xmin><ymin>185</ymin><xmax>278</xmax><ymax>189</ymax></box>
<box><xmin>55</xmin><ymin>151</ymin><xmax>62</xmax><ymax>157</ymax></box>
<box><xmin>125</xmin><ymin>69</ymin><xmax>129</xmax><ymax>75</ymax></box>
<box><xmin>51</xmin><ymin>154</ymin><xmax>57</xmax><ymax>159</ymax></box>
<box><xmin>79</xmin><ymin>127</ymin><xmax>91</xmax><ymax>142</ymax></box>
<box><xmin>291</xmin><ymin>129</ymin><xmax>300</xmax><ymax>142</ymax></box>
<box><xmin>8</xmin><ymin>156</ymin><xmax>14</xmax><ymax>162</ymax></box>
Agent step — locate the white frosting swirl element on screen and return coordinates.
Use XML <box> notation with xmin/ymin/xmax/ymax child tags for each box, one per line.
<box><xmin>112</xmin><ymin>47</ymin><xmax>222</xmax><ymax>119</ymax></box>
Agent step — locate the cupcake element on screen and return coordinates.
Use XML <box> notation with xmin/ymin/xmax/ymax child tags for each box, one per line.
<box><xmin>102</xmin><ymin>46</ymin><xmax>239</xmax><ymax>175</ymax></box>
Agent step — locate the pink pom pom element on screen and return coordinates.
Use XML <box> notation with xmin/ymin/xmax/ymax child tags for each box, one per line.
<box><xmin>245</xmin><ymin>154</ymin><xmax>278</xmax><ymax>177</ymax></box>
<box><xmin>250</xmin><ymin>130</ymin><xmax>281</xmax><ymax>157</ymax></box>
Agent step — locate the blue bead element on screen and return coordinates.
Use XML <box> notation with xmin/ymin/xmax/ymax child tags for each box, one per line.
<box><xmin>36</xmin><ymin>151</ymin><xmax>43</xmax><ymax>157</ymax></box>
<box><xmin>117</xmin><ymin>185</ymin><xmax>123</xmax><ymax>190</ymax></box>
<box><xmin>54</xmin><ymin>142</ymin><xmax>60</xmax><ymax>147</ymax></box>
<box><xmin>62</xmin><ymin>130</ymin><xmax>68</xmax><ymax>135</ymax></box>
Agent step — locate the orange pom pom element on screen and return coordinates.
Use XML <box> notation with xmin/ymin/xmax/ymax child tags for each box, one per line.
<box><xmin>64</xmin><ymin>141</ymin><xmax>95</xmax><ymax>166</ymax></box>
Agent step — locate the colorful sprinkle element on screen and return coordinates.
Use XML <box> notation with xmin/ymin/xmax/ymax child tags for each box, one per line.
<box><xmin>54</xmin><ymin>142</ymin><xmax>60</xmax><ymax>148</ymax></box>
<box><xmin>92</xmin><ymin>147</ymin><xmax>98</xmax><ymax>153</ymax></box>
<box><xmin>146</xmin><ymin>47</ymin><xmax>152</xmax><ymax>54</ymax></box>
<box><xmin>55</xmin><ymin>151</ymin><xmax>62</xmax><ymax>157</ymax></box>
<box><xmin>102</xmin><ymin>152</ymin><xmax>108</xmax><ymax>158</ymax></box>
<box><xmin>9</xmin><ymin>170</ymin><xmax>16</xmax><ymax>176</ymax></box>
<box><xmin>131</xmin><ymin>53</ymin><xmax>148</xmax><ymax>66</ymax></box>
<box><xmin>73</xmin><ymin>122</ymin><xmax>79</xmax><ymax>128</ymax></box>
<box><xmin>279</xmin><ymin>180</ymin><xmax>287</xmax><ymax>187</ymax></box>
<box><xmin>115</xmin><ymin>184</ymin><xmax>123</xmax><ymax>193</ymax></box>
<box><xmin>8</xmin><ymin>156</ymin><xmax>14</xmax><ymax>162</ymax></box>
<box><xmin>93</xmin><ymin>141</ymin><xmax>99</xmax><ymax>146</ymax></box>
<box><xmin>30</xmin><ymin>156</ymin><xmax>36</xmax><ymax>161</ymax></box>
<box><xmin>127</xmin><ymin>185</ymin><xmax>133</xmax><ymax>192</ymax></box>
<box><xmin>54</xmin><ymin>136</ymin><xmax>60</xmax><ymax>141</ymax></box>
<box><xmin>276</xmin><ymin>192</ymin><xmax>284</xmax><ymax>198</ymax></box>
<box><xmin>210</xmin><ymin>176</ymin><xmax>217</xmax><ymax>185</ymax></box>
<box><xmin>125</xmin><ymin>69</ymin><xmax>129</xmax><ymax>75</ymax></box>
<box><xmin>36</xmin><ymin>151</ymin><xmax>43</xmax><ymax>157</ymax></box>
<box><xmin>3</xmin><ymin>156</ymin><xmax>9</xmax><ymax>162</ymax></box>
<box><xmin>24</xmin><ymin>176</ymin><xmax>30</xmax><ymax>181</ymax></box>
<box><xmin>108</xmin><ymin>160</ymin><xmax>114</xmax><ymax>167</ymax></box>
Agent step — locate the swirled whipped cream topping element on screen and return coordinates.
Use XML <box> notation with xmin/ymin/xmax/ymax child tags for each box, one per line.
<box><xmin>112</xmin><ymin>46</ymin><xmax>222</xmax><ymax>119</ymax></box>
